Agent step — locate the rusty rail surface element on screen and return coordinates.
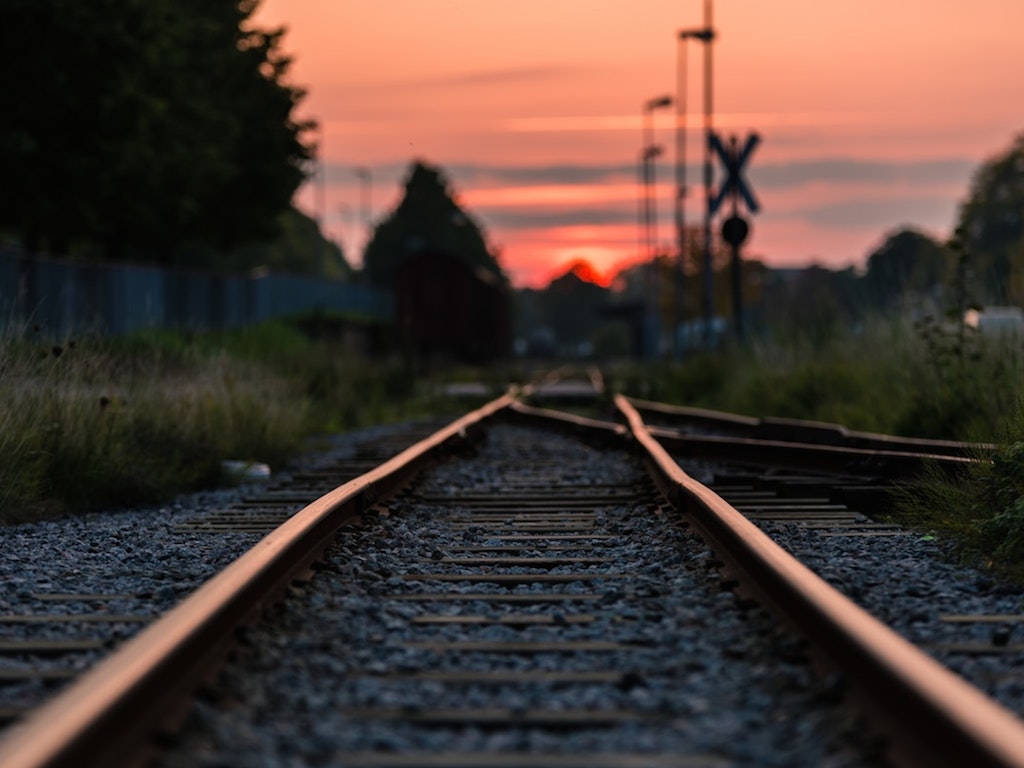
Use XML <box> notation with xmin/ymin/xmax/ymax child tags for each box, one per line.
<box><xmin>647</xmin><ymin>424</ymin><xmax>977</xmax><ymax>479</ymax></box>
<box><xmin>0</xmin><ymin>393</ymin><xmax>516</xmax><ymax>768</ymax></box>
<box><xmin>616</xmin><ymin>393</ymin><xmax>1024</xmax><ymax>768</ymax></box>
<box><xmin>628</xmin><ymin>396</ymin><xmax>994</xmax><ymax>457</ymax></box>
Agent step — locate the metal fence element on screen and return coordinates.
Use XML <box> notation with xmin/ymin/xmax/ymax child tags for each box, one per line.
<box><xmin>0</xmin><ymin>246</ymin><xmax>391</xmax><ymax>337</ymax></box>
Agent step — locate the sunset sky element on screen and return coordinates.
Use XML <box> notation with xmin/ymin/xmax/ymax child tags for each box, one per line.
<box><xmin>252</xmin><ymin>0</ymin><xmax>1024</xmax><ymax>287</ymax></box>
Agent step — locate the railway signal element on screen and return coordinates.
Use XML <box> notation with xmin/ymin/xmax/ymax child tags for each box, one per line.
<box><xmin>721</xmin><ymin>214</ymin><xmax>749</xmax><ymax>247</ymax></box>
<box><xmin>708</xmin><ymin>131</ymin><xmax>761</xmax><ymax>342</ymax></box>
<box><xmin>709</xmin><ymin>131</ymin><xmax>760</xmax><ymax>216</ymax></box>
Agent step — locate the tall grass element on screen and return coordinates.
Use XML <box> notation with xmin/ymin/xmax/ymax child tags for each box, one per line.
<box><xmin>0</xmin><ymin>319</ymin><xmax>435</xmax><ymax>524</ymax></box>
<box><xmin>609</xmin><ymin>317</ymin><xmax>1024</xmax><ymax>581</ymax></box>
<box><xmin>612</xmin><ymin>316</ymin><xmax>1024</xmax><ymax>442</ymax></box>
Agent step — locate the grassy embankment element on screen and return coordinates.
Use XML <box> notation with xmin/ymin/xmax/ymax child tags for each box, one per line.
<box><xmin>5</xmin><ymin>313</ymin><xmax>1024</xmax><ymax>583</ymax></box>
<box><xmin>0</xmin><ymin>318</ymin><xmax>457</xmax><ymax>525</ymax></box>
<box><xmin>609</xmin><ymin>316</ymin><xmax>1024</xmax><ymax>582</ymax></box>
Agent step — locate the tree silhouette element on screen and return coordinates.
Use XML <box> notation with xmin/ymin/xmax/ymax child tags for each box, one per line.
<box><xmin>863</xmin><ymin>227</ymin><xmax>948</xmax><ymax>310</ymax></box>
<box><xmin>957</xmin><ymin>133</ymin><xmax>1024</xmax><ymax>303</ymax></box>
<box><xmin>0</xmin><ymin>0</ymin><xmax>313</xmax><ymax>262</ymax></box>
<box><xmin>362</xmin><ymin>161</ymin><xmax>504</xmax><ymax>286</ymax></box>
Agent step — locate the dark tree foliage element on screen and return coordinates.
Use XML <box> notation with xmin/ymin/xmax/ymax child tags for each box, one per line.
<box><xmin>0</xmin><ymin>0</ymin><xmax>313</xmax><ymax>261</ymax></box>
<box><xmin>863</xmin><ymin>227</ymin><xmax>948</xmax><ymax>310</ymax></box>
<box><xmin>757</xmin><ymin>266</ymin><xmax>862</xmax><ymax>344</ymax></box>
<box><xmin>176</xmin><ymin>208</ymin><xmax>351</xmax><ymax>279</ymax></box>
<box><xmin>957</xmin><ymin>132</ymin><xmax>1024</xmax><ymax>303</ymax></box>
<box><xmin>541</xmin><ymin>264</ymin><xmax>609</xmax><ymax>349</ymax></box>
<box><xmin>362</xmin><ymin>160</ymin><xmax>505</xmax><ymax>287</ymax></box>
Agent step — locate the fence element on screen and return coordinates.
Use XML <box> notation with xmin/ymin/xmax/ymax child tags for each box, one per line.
<box><xmin>0</xmin><ymin>246</ymin><xmax>391</xmax><ymax>337</ymax></box>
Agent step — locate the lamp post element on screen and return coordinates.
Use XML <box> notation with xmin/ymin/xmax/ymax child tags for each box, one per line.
<box><xmin>640</xmin><ymin>95</ymin><xmax>672</xmax><ymax>359</ymax></box>
<box><xmin>699</xmin><ymin>0</ymin><xmax>716</xmax><ymax>349</ymax></box>
<box><xmin>676</xmin><ymin>26</ymin><xmax>714</xmax><ymax>357</ymax></box>
<box><xmin>354</xmin><ymin>167</ymin><xmax>372</xmax><ymax>264</ymax></box>
<box><xmin>642</xmin><ymin>95</ymin><xmax>673</xmax><ymax>263</ymax></box>
<box><xmin>314</xmin><ymin>127</ymin><xmax>329</xmax><ymax>275</ymax></box>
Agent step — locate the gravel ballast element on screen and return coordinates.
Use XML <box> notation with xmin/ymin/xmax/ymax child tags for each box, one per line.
<box><xmin>156</xmin><ymin>423</ymin><xmax>892</xmax><ymax>767</ymax></box>
<box><xmin>1</xmin><ymin>416</ymin><xmax>1022</xmax><ymax>767</ymax></box>
<box><xmin>0</xmin><ymin>420</ymin><xmax>434</xmax><ymax>725</ymax></box>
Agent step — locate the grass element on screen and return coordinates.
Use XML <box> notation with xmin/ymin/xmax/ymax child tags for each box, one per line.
<box><xmin>606</xmin><ymin>316</ymin><xmax>1024</xmax><ymax>583</ymax></box>
<box><xmin>0</xmin><ymin>318</ymin><xmax>444</xmax><ymax>524</ymax></box>
<box><xmin>609</xmin><ymin>317</ymin><xmax>1022</xmax><ymax>442</ymax></box>
<box><xmin>6</xmin><ymin>312</ymin><xmax>1024</xmax><ymax>584</ymax></box>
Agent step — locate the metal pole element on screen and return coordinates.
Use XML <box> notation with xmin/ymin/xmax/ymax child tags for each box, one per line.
<box><xmin>355</xmin><ymin>167</ymin><xmax>372</xmax><ymax>264</ymax></box>
<box><xmin>674</xmin><ymin>37</ymin><xmax>688</xmax><ymax>359</ymax></box>
<box><xmin>701</xmin><ymin>0</ymin><xmax>715</xmax><ymax>350</ymax></box>
<box><xmin>637</xmin><ymin>154</ymin><xmax>646</xmax><ymax>266</ymax></box>
<box><xmin>317</xmin><ymin>130</ymin><xmax>327</xmax><ymax>276</ymax></box>
<box><xmin>729</xmin><ymin>153</ymin><xmax>744</xmax><ymax>342</ymax></box>
<box><xmin>649</xmin><ymin>147</ymin><xmax>661</xmax><ymax>259</ymax></box>
<box><xmin>640</xmin><ymin>97</ymin><xmax>672</xmax><ymax>359</ymax></box>
<box><xmin>643</xmin><ymin>109</ymin><xmax>654</xmax><ymax>265</ymax></box>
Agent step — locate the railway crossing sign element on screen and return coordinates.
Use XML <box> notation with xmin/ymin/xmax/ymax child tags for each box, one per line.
<box><xmin>721</xmin><ymin>215</ymin><xmax>749</xmax><ymax>247</ymax></box>
<box><xmin>709</xmin><ymin>131</ymin><xmax>760</xmax><ymax>216</ymax></box>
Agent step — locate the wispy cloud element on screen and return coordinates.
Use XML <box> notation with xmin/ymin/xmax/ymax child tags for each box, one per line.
<box><xmin>360</xmin><ymin>157</ymin><xmax>977</xmax><ymax>192</ymax></box>
<box><xmin>332</xmin><ymin>65</ymin><xmax>580</xmax><ymax>93</ymax></box>
<box><xmin>501</xmin><ymin>112</ymin><xmax>875</xmax><ymax>133</ymax></box>
<box><xmin>483</xmin><ymin>207</ymin><xmax>635</xmax><ymax>230</ymax></box>
<box><xmin>796</xmin><ymin>196</ymin><xmax>959</xmax><ymax>231</ymax></box>
<box><xmin>750</xmin><ymin>158</ymin><xmax>975</xmax><ymax>189</ymax></box>
<box><xmin>425</xmin><ymin>65</ymin><xmax>580</xmax><ymax>88</ymax></box>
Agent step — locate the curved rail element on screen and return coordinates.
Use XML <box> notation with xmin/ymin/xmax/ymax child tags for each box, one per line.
<box><xmin>628</xmin><ymin>396</ymin><xmax>994</xmax><ymax>457</ymax></box>
<box><xmin>616</xmin><ymin>394</ymin><xmax>1024</xmax><ymax>768</ymax></box>
<box><xmin>0</xmin><ymin>393</ymin><xmax>517</xmax><ymax>768</ymax></box>
<box><xmin>647</xmin><ymin>424</ymin><xmax>976</xmax><ymax>478</ymax></box>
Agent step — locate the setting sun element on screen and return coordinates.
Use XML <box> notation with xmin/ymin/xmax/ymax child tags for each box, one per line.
<box><xmin>253</xmin><ymin>0</ymin><xmax>1024</xmax><ymax>286</ymax></box>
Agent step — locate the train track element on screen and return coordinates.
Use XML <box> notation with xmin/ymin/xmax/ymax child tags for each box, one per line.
<box><xmin>1</xmin><ymin>387</ymin><xmax>1023</xmax><ymax>766</ymax></box>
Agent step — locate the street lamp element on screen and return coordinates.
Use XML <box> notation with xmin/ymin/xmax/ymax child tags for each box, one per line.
<box><xmin>698</xmin><ymin>0</ymin><xmax>717</xmax><ymax>349</ymax></box>
<box><xmin>675</xmin><ymin>25</ymin><xmax>714</xmax><ymax>357</ymax></box>
<box><xmin>640</xmin><ymin>95</ymin><xmax>672</xmax><ymax>359</ymax></box>
<box><xmin>642</xmin><ymin>95</ymin><xmax>673</xmax><ymax>262</ymax></box>
<box><xmin>354</xmin><ymin>167</ymin><xmax>372</xmax><ymax>263</ymax></box>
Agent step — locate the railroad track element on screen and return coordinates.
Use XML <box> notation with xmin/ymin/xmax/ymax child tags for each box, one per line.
<box><xmin>1</xmin><ymin>389</ymin><xmax>1023</xmax><ymax>766</ymax></box>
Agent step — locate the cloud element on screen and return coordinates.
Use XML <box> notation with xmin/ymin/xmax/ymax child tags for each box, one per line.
<box><xmin>446</xmin><ymin>163</ymin><xmax>636</xmax><ymax>186</ymax></box>
<box><xmin>796</xmin><ymin>196</ymin><xmax>959</xmax><ymax>230</ymax></box>
<box><xmin>324</xmin><ymin>157</ymin><xmax>974</xmax><ymax>245</ymax></box>
<box><xmin>482</xmin><ymin>207</ymin><xmax>635</xmax><ymax>230</ymax></box>
<box><xmin>749</xmin><ymin>158</ymin><xmax>976</xmax><ymax>190</ymax></box>
<box><xmin>335</xmin><ymin>65</ymin><xmax>580</xmax><ymax>94</ymax></box>
<box><xmin>424</xmin><ymin>65</ymin><xmax>580</xmax><ymax>88</ymax></box>
<box><xmin>357</xmin><ymin>157</ymin><xmax>976</xmax><ymax>193</ymax></box>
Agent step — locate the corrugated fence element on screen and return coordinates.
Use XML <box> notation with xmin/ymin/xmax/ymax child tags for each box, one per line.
<box><xmin>0</xmin><ymin>246</ymin><xmax>391</xmax><ymax>337</ymax></box>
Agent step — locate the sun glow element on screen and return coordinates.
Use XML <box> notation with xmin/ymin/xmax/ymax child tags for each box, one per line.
<box><xmin>254</xmin><ymin>0</ymin><xmax>1024</xmax><ymax>287</ymax></box>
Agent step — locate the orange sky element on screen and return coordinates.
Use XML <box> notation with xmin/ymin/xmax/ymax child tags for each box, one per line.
<box><xmin>252</xmin><ymin>0</ymin><xmax>1024</xmax><ymax>287</ymax></box>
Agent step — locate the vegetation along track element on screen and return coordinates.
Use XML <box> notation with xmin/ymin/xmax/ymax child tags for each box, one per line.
<box><xmin>1</xmin><ymin>389</ymin><xmax>1024</xmax><ymax>766</ymax></box>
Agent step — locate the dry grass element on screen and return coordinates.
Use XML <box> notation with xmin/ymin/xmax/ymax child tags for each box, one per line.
<box><xmin>0</xmin><ymin>333</ymin><xmax>310</xmax><ymax>523</ymax></box>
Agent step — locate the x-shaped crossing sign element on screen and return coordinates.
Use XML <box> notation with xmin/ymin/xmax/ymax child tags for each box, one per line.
<box><xmin>708</xmin><ymin>131</ymin><xmax>760</xmax><ymax>216</ymax></box>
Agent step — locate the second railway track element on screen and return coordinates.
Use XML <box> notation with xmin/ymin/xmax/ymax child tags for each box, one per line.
<box><xmin>1</xmin><ymin>389</ymin><xmax>1024</xmax><ymax>766</ymax></box>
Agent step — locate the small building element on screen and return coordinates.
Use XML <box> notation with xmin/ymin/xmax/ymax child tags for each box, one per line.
<box><xmin>393</xmin><ymin>250</ymin><xmax>510</xmax><ymax>362</ymax></box>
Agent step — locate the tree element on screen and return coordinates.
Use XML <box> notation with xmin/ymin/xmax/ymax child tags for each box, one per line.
<box><xmin>0</xmin><ymin>0</ymin><xmax>313</xmax><ymax>261</ymax></box>
<box><xmin>362</xmin><ymin>161</ymin><xmax>505</xmax><ymax>287</ymax></box>
<box><xmin>956</xmin><ymin>133</ymin><xmax>1024</xmax><ymax>303</ymax></box>
<box><xmin>862</xmin><ymin>227</ymin><xmax>948</xmax><ymax>311</ymax></box>
<box><xmin>175</xmin><ymin>206</ymin><xmax>351</xmax><ymax>279</ymax></box>
<box><xmin>541</xmin><ymin>263</ymin><xmax>609</xmax><ymax>351</ymax></box>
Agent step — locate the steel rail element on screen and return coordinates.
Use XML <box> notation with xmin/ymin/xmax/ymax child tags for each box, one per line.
<box><xmin>0</xmin><ymin>393</ymin><xmax>517</xmax><ymax>768</ymax></box>
<box><xmin>616</xmin><ymin>393</ymin><xmax>1024</xmax><ymax>768</ymax></box>
<box><xmin>647</xmin><ymin>424</ymin><xmax>976</xmax><ymax>478</ymax></box>
<box><xmin>628</xmin><ymin>395</ymin><xmax>994</xmax><ymax>457</ymax></box>
<box><xmin>507</xmin><ymin>399</ymin><xmax>627</xmax><ymax>440</ymax></box>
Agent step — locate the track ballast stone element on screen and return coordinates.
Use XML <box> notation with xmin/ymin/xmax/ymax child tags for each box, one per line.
<box><xmin>158</xmin><ymin>423</ymin><xmax>889</xmax><ymax>767</ymax></box>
